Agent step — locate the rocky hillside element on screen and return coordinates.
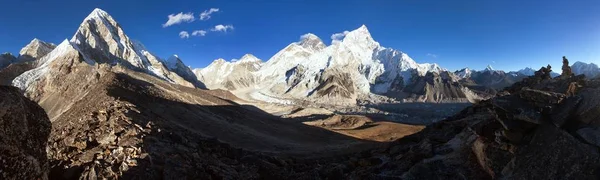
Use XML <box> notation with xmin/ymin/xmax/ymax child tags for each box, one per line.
<box><xmin>40</xmin><ymin>57</ymin><xmax>600</xmax><ymax>179</ymax></box>
<box><xmin>0</xmin><ymin>86</ymin><xmax>51</xmax><ymax>179</ymax></box>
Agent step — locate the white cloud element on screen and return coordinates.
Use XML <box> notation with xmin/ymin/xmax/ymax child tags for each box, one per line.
<box><xmin>211</xmin><ymin>24</ymin><xmax>234</xmax><ymax>32</ymax></box>
<box><xmin>331</xmin><ymin>31</ymin><xmax>350</xmax><ymax>41</ymax></box>
<box><xmin>426</xmin><ymin>53</ymin><xmax>438</xmax><ymax>58</ymax></box>
<box><xmin>179</xmin><ymin>31</ymin><xmax>190</xmax><ymax>39</ymax></box>
<box><xmin>200</xmin><ymin>8</ymin><xmax>220</xmax><ymax>21</ymax></box>
<box><xmin>163</xmin><ymin>12</ymin><xmax>195</xmax><ymax>27</ymax></box>
<box><xmin>192</xmin><ymin>30</ymin><xmax>207</xmax><ymax>37</ymax></box>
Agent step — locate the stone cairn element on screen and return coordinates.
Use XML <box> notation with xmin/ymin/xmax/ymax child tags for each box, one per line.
<box><xmin>535</xmin><ymin>64</ymin><xmax>553</xmax><ymax>80</ymax></box>
<box><xmin>561</xmin><ymin>56</ymin><xmax>574</xmax><ymax>78</ymax></box>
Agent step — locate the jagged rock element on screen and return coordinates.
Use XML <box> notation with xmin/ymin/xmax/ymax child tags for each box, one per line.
<box><xmin>472</xmin><ymin>137</ymin><xmax>513</xmax><ymax>178</ymax></box>
<box><xmin>0</xmin><ymin>86</ymin><xmax>51</xmax><ymax>180</ymax></box>
<box><xmin>0</xmin><ymin>52</ymin><xmax>17</xmax><ymax>69</ymax></box>
<box><xmin>576</xmin><ymin>127</ymin><xmax>600</xmax><ymax>148</ymax></box>
<box><xmin>503</xmin><ymin>125</ymin><xmax>600</xmax><ymax>179</ymax></box>
<box><xmin>550</xmin><ymin>95</ymin><xmax>582</xmax><ymax>127</ymax></box>
<box><xmin>519</xmin><ymin>88</ymin><xmax>565</xmax><ymax>106</ymax></box>
<box><xmin>573</xmin><ymin>87</ymin><xmax>600</xmax><ymax>126</ymax></box>
<box><xmin>561</xmin><ymin>56</ymin><xmax>574</xmax><ymax>78</ymax></box>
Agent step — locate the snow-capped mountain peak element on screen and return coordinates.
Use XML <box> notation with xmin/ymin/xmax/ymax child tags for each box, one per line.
<box><xmin>84</xmin><ymin>8</ymin><xmax>111</xmax><ymax>21</ymax></box>
<box><xmin>340</xmin><ymin>25</ymin><xmax>379</xmax><ymax>49</ymax></box>
<box><xmin>298</xmin><ymin>33</ymin><xmax>326</xmax><ymax>51</ymax></box>
<box><xmin>18</xmin><ymin>38</ymin><xmax>57</xmax><ymax>62</ymax></box>
<box><xmin>14</xmin><ymin>8</ymin><xmax>201</xmax><ymax>90</ymax></box>
<box><xmin>455</xmin><ymin>67</ymin><xmax>472</xmax><ymax>79</ymax></box>
<box><xmin>238</xmin><ymin>54</ymin><xmax>262</xmax><ymax>63</ymax></box>
<box><xmin>514</xmin><ymin>67</ymin><xmax>536</xmax><ymax>76</ymax></box>
<box><xmin>485</xmin><ymin>65</ymin><xmax>494</xmax><ymax>71</ymax></box>
<box><xmin>572</xmin><ymin>61</ymin><xmax>600</xmax><ymax>78</ymax></box>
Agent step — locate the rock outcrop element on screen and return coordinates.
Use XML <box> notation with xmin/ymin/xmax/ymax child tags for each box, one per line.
<box><xmin>0</xmin><ymin>52</ymin><xmax>17</xmax><ymax>69</ymax></box>
<box><xmin>0</xmin><ymin>86</ymin><xmax>51</xmax><ymax>179</ymax></box>
<box><xmin>561</xmin><ymin>56</ymin><xmax>574</xmax><ymax>78</ymax></box>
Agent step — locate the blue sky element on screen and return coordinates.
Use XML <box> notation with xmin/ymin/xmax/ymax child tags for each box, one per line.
<box><xmin>1</xmin><ymin>0</ymin><xmax>599</xmax><ymax>71</ymax></box>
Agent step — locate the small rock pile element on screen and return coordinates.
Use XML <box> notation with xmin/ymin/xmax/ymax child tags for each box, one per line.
<box><xmin>561</xmin><ymin>56</ymin><xmax>574</xmax><ymax>78</ymax></box>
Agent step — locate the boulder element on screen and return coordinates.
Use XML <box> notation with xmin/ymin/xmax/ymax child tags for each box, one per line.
<box><xmin>550</xmin><ymin>95</ymin><xmax>581</xmax><ymax>127</ymax></box>
<box><xmin>472</xmin><ymin>137</ymin><xmax>513</xmax><ymax>178</ymax></box>
<box><xmin>519</xmin><ymin>88</ymin><xmax>565</xmax><ymax>106</ymax></box>
<box><xmin>0</xmin><ymin>86</ymin><xmax>52</xmax><ymax>179</ymax></box>
<box><xmin>502</xmin><ymin>125</ymin><xmax>600</xmax><ymax>179</ymax></box>
<box><xmin>576</xmin><ymin>127</ymin><xmax>600</xmax><ymax>148</ymax></box>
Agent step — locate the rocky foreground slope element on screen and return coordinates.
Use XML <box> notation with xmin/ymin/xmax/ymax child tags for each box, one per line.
<box><xmin>0</xmin><ymin>86</ymin><xmax>51</xmax><ymax>179</ymax></box>
<box><xmin>4</xmin><ymin>51</ymin><xmax>600</xmax><ymax>179</ymax></box>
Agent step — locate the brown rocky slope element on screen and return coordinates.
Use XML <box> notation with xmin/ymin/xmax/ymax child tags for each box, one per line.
<box><xmin>5</xmin><ymin>54</ymin><xmax>600</xmax><ymax>179</ymax></box>
<box><xmin>0</xmin><ymin>86</ymin><xmax>52</xmax><ymax>180</ymax></box>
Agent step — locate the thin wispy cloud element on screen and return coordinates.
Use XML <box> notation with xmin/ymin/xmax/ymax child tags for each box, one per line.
<box><xmin>331</xmin><ymin>31</ymin><xmax>350</xmax><ymax>41</ymax></box>
<box><xmin>179</xmin><ymin>31</ymin><xmax>190</xmax><ymax>39</ymax></box>
<box><xmin>211</xmin><ymin>24</ymin><xmax>234</xmax><ymax>32</ymax></box>
<box><xmin>492</xmin><ymin>60</ymin><xmax>496</xmax><ymax>64</ymax></box>
<box><xmin>200</xmin><ymin>8</ymin><xmax>220</xmax><ymax>21</ymax></box>
<box><xmin>192</xmin><ymin>30</ymin><xmax>207</xmax><ymax>37</ymax></box>
<box><xmin>163</xmin><ymin>12</ymin><xmax>195</xmax><ymax>27</ymax></box>
<box><xmin>426</xmin><ymin>53</ymin><xmax>438</xmax><ymax>58</ymax></box>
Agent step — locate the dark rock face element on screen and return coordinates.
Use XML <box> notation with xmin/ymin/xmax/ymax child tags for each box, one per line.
<box><xmin>505</xmin><ymin>125</ymin><xmax>600</xmax><ymax>179</ymax></box>
<box><xmin>0</xmin><ymin>53</ymin><xmax>17</xmax><ymax>69</ymax></box>
<box><xmin>0</xmin><ymin>86</ymin><xmax>51</xmax><ymax>180</ymax></box>
<box><xmin>0</xmin><ymin>62</ymin><xmax>35</xmax><ymax>85</ymax></box>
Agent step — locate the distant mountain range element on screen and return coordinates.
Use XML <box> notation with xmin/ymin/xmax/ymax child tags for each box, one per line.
<box><xmin>1</xmin><ymin>8</ymin><xmax>598</xmax><ymax>106</ymax></box>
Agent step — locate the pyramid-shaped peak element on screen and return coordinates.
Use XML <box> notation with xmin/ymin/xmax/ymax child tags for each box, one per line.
<box><xmin>357</xmin><ymin>24</ymin><xmax>369</xmax><ymax>32</ymax></box>
<box><xmin>298</xmin><ymin>33</ymin><xmax>326</xmax><ymax>51</ymax></box>
<box><xmin>338</xmin><ymin>24</ymin><xmax>378</xmax><ymax>49</ymax></box>
<box><xmin>86</xmin><ymin>8</ymin><xmax>110</xmax><ymax>20</ymax></box>
<box><xmin>485</xmin><ymin>65</ymin><xmax>494</xmax><ymax>71</ymax></box>
<box><xmin>300</xmin><ymin>33</ymin><xmax>320</xmax><ymax>40</ymax></box>
<box><xmin>239</xmin><ymin>54</ymin><xmax>261</xmax><ymax>63</ymax></box>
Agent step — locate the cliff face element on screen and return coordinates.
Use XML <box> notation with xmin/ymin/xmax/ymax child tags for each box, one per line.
<box><xmin>0</xmin><ymin>86</ymin><xmax>51</xmax><ymax>180</ymax></box>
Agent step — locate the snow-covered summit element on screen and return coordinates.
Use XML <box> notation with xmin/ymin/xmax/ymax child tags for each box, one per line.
<box><xmin>198</xmin><ymin>25</ymin><xmax>449</xmax><ymax>103</ymax></box>
<box><xmin>18</xmin><ymin>38</ymin><xmax>57</xmax><ymax>62</ymax></box>
<box><xmin>572</xmin><ymin>61</ymin><xmax>600</xmax><ymax>78</ymax></box>
<box><xmin>13</xmin><ymin>8</ymin><xmax>200</xmax><ymax>91</ymax></box>
<box><xmin>85</xmin><ymin>8</ymin><xmax>110</xmax><ymax>20</ymax></box>
<box><xmin>514</xmin><ymin>67</ymin><xmax>536</xmax><ymax>76</ymax></box>
<box><xmin>238</xmin><ymin>54</ymin><xmax>262</xmax><ymax>63</ymax></box>
<box><xmin>485</xmin><ymin>65</ymin><xmax>494</xmax><ymax>71</ymax></box>
<box><xmin>298</xmin><ymin>33</ymin><xmax>326</xmax><ymax>51</ymax></box>
<box><xmin>455</xmin><ymin>68</ymin><xmax>473</xmax><ymax>79</ymax></box>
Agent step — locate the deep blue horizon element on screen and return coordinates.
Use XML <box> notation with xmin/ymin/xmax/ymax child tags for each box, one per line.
<box><xmin>1</xmin><ymin>0</ymin><xmax>599</xmax><ymax>71</ymax></box>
